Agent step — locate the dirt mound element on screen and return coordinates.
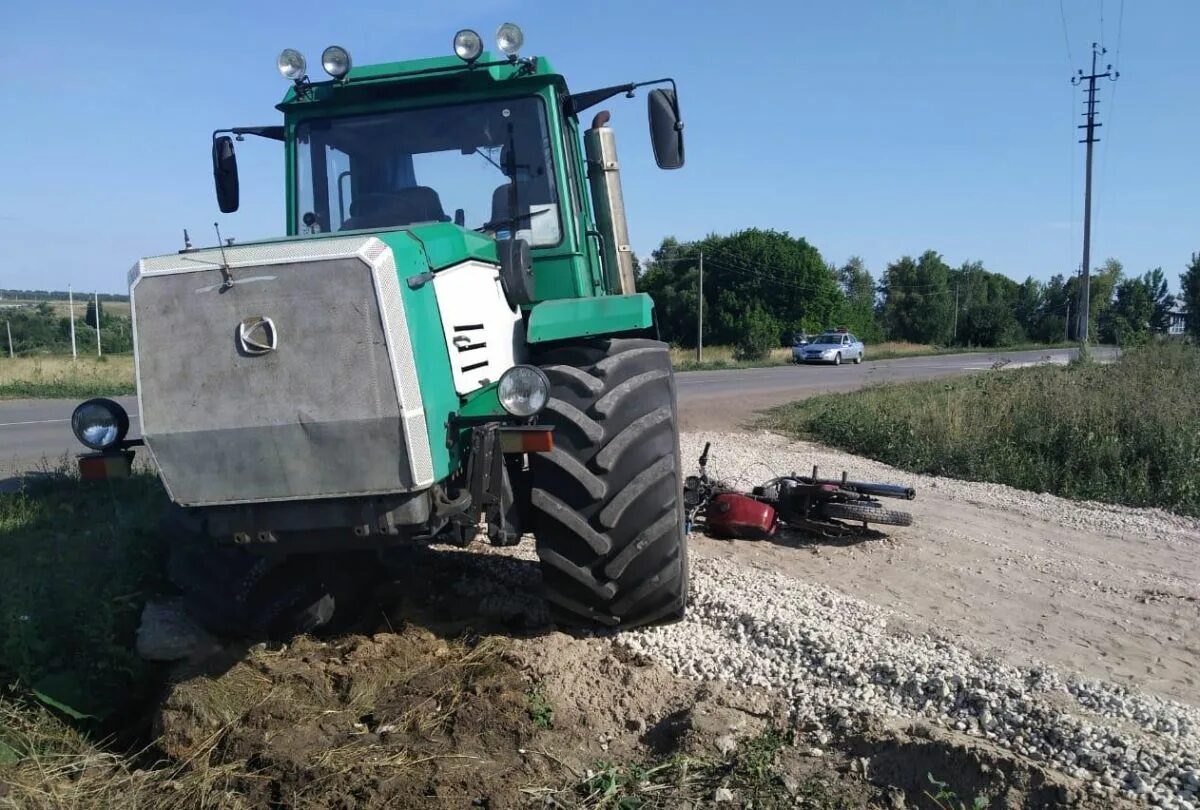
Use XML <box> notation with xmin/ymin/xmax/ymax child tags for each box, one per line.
<box><xmin>834</xmin><ymin>719</ymin><xmax>1139</xmax><ymax>810</ymax></box>
<box><xmin>158</xmin><ymin>630</ymin><xmax>545</xmax><ymax>807</ymax></box>
<box><xmin>152</xmin><ymin>621</ymin><xmax>787</xmax><ymax>808</ymax></box>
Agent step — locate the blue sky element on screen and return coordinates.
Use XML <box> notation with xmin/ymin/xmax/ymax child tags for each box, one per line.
<box><xmin>1</xmin><ymin>0</ymin><xmax>1196</xmax><ymax>294</ymax></box>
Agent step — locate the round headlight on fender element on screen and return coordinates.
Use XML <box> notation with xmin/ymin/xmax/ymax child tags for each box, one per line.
<box><xmin>71</xmin><ymin>398</ymin><xmax>130</xmax><ymax>451</ymax></box>
<box><xmin>497</xmin><ymin>365</ymin><xmax>550</xmax><ymax>417</ymax></box>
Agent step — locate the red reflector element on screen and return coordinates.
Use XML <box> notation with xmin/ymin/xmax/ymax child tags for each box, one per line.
<box><xmin>499</xmin><ymin>429</ymin><xmax>554</xmax><ymax>453</ymax></box>
<box><xmin>78</xmin><ymin>452</ymin><xmax>134</xmax><ymax>480</ymax></box>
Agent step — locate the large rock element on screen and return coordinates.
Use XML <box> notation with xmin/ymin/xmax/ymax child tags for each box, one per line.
<box><xmin>136</xmin><ymin>598</ymin><xmax>219</xmax><ymax>661</ymax></box>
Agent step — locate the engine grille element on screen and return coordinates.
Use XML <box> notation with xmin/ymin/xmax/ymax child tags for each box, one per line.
<box><xmin>130</xmin><ymin>236</ymin><xmax>433</xmax><ymax>506</ymax></box>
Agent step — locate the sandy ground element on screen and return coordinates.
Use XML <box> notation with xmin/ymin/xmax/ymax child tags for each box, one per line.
<box><xmin>680</xmin><ymin>431</ymin><xmax>1200</xmax><ymax>709</ymax></box>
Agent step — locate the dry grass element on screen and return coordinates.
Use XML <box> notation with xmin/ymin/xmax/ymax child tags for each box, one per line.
<box><xmin>0</xmin><ymin>355</ymin><xmax>135</xmax><ymax>398</ymax></box>
<box><xmin>0</xmin><ymin>695</ymin><xmax>252</xmax><ymax>810</ymax></box>
<box><xmin>0</xmin><ymin>633</ymin><xmax>513</xmax><ymax>808</ymax></box>
<box><xmin>670</xmin><ymin>345</ymin><xmax>793</xmax><ymax>371</ymax></box>
<box><xmin>866</xmin><ymin>341</ymin><xmax>939</xmax><ymax>359</ymax></box>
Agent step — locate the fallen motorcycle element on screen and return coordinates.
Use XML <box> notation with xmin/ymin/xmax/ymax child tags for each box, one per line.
<box><xmin>683</xmin><ymin>442</ymin><xmax>916</xmax><ymax>540</ymax></box>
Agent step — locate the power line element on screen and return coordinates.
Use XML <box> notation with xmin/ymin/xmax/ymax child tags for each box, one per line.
<box><xmin>1093</xmin><ymin>0</ymin><xmax>1124</xmax><ymax>237</ymax></box>
<box><xmin>1058</xmin><ymin>0</ymin><xmax>1075</xmax><ymax>64</ymax></box>
<box><xmin>1112</xmin><ymin>0</ymin><xmax>1124</xmax><ymax>67</ymax></box>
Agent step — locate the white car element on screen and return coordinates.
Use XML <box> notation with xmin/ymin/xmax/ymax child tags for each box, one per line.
<box><xmin>795</xmin><ymin>332</ymin><xmax>865</xmax><ymax>365</ymax></box>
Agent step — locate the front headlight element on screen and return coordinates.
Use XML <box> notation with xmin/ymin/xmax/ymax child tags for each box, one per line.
<box><xmin>71</xmin><ymin>398</ymin><xmax>130</xmax><ymax>451</ymax></box>
<box><xmin>498</xmin><ymin>365</ymin><xmax>550</xmax><ymax>417</ymax></box>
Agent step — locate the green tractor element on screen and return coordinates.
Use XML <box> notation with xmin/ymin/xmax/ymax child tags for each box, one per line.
<box><xmin>69</xmin><ymin>25</ymin><xmax>688</xmax><ymax>637</ymax></box>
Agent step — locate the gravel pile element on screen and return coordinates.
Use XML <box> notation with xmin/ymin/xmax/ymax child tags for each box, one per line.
<box><xmin>623</xmin><ymin>555</ymin><xmax>1200</xmax><ymax>809</ymax></box>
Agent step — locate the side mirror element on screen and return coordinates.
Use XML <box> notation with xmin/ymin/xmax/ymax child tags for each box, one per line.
<box><xmin>212</xmin><ymin>135</ymin><xmax>240</xmax><ymax>213</ymax></box>
<box><xmin>496</xmin><ymin>237</ymin><xmax>534</xmax><ymax>306</ymax></box>
<box><xmin>647</xmin><ymin>88</ymin><xmax>684</xmax><ymax>170</ymax></box>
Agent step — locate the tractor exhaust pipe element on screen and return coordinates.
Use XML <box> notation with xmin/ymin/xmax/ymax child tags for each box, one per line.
<box><xmin>584</xmin><ymin>111</ymin><xmax>637</xmax><ymax>295</ymax></box>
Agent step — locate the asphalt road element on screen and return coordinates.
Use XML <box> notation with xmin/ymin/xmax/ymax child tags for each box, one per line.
<box><xmin>0</xmin><ymin>347</ymin><xmax>1110</xmax><ymax>478</ymax></box>
<box><xmin>674</xmin><ymin>346</ymin><xmax>1112</xmax><ymax>431</ymax></box>
<box><xmin>0</xmin><ymin>395</ymin><xmax>141</xmax><ymax>480</ymax></box>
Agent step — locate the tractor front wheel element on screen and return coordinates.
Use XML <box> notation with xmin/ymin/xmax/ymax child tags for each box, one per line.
<box><xmin>163</xmin><ymin>506</ymin><xmax>373</xmax><ymax>640</ymax></box>
<box><xmin>531</xmin><ymin>338</ymin><xmax>688</xmax><ymax>629</ymax></box>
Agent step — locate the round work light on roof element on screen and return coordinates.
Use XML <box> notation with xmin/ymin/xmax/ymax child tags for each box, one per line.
<box><xmin>495</xmin><ymin>22</ymin><xmax>524</xmax><ymax>57</ymax></box>
<box><xmin>453</xmin><ymin>29</ymin><xmax>483</xmax><ymax>62</ymax></box>
<box><xmin>321</xmin><ymin>45</ymin><xmax>352</xmax><ymax>79</ymax></box>
<box><xmin>277</xmin><ymin>48</ymin><xmax>306</xmax><ymax>81</ymax></box>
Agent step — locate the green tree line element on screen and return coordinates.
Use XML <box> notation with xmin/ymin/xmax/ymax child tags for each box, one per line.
<box><xmin>640</xmin><ymin>230</ymin><xmax>1199</xmax><ymax>359</ymax></box>
<box><xmin>1</xmin><ymin>302</ymin><xmax>133</xmax><ymax>355</ymax></box>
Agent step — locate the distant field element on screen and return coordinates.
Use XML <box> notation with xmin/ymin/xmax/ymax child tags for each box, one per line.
<box><xmin>0</xmin><ymin>299</ymin><xmax>131</xmax><ymax>318</ymax></box>
<box><xmin>0</xmin><ymin>355</ymin><xmax>135</xmax><ymax>399</ymax></box>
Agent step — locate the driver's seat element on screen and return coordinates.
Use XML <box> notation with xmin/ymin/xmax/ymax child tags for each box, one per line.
<box><xmin>489</xmin><ymin>182</ymin><xmax>533</xmax><ymax>231</ymax></box>
<box><xmin>341</xmin><ymin>187</ymin><xmax>449</xmax><ymax>231</ymax></box>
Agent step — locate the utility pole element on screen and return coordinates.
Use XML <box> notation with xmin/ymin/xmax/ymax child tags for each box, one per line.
<box><xmin>952</xmin><ymin>285</ymin><xmax>959</xmax><ymax>342</ymax></box>
<box><xmin>1071</xmin><ymin>42</ymin><xmax>1119</xmax><ymax>345</ymax></box>
<box><xmin>94</xmin><ymin>292</ymin><xmax>102</xmax><ymax>356</ymax></box>
<box><xmin>1064</xmin><ymin>299</ymin><xmax>1071</xmax><ymax>342</ymax></box>
<box><xmin>5</xmin><ymin>320</ymin><xmax>12</xmax><ymax>358</ymax></box>
<box><xmin>696</xmin><ymin>250</ymin><xmax>704</xmax><ymax>363</ymax></box>
<box><xmin>68</xmin><ymin>285</ymin><xmax>77</xmax><ymax>360</ymax></box>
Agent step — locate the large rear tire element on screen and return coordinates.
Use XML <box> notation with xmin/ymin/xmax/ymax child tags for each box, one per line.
<box><xmin>531</xmin><ymin>338</ymin><xmax>688</xmax><ymax>629</ymax></box>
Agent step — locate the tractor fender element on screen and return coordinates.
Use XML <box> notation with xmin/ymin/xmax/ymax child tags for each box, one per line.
<box><xmin>525</xmin><ymin>293</ymin><xmax>655</xmax><ymax>344</ymax></box>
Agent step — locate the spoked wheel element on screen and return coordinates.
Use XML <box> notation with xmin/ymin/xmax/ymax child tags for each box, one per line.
<box><xmin>819</xmin><ymin>502</ymin><xmax>913</xmax><ymax>527</ymax></box>
<box><xmin>531</xmin><ymin>338</ymin><xmax>688</xmax><ymax>630</ymax></box>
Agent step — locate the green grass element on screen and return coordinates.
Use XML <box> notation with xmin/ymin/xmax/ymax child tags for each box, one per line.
<box><xmin>0</xmin><ymin>355</ymin><xmax>136</xmax><ymax>399</ymax></box>
<box><xmin>526</xmin><ymin>685</ymin><xmax>555</xmax><ymax>729</ymax></box>
<box><xmin>571</xmin><ymin>728</ymin><xmax>803</xmax><ymax>808</ymax></box>
<box><xmin>0</xmin><ymin>470</ymin><xmax>167</xmax><ymax>721</ymax></box>
<box><xmin>761</xmin><ymin>343</ymin><xmax>1200</xmax><ymax>516</ymax></box>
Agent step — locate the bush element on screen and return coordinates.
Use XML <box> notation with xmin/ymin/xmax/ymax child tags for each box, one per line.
<box><xmin>734</xmin><ymin>308</ymin><xmax>780</xmax><ymax>361</ymax></box>
<box><xmin>762</xmin><ymin>344</ymin><xmax>1200</xmax><ymax>516</ymax></box>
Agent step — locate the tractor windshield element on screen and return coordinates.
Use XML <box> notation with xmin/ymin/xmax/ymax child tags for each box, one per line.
<box><xmin>294</xmin><ymin>96</ymin><xmax>562</xmax><ymax>246</ymax></box>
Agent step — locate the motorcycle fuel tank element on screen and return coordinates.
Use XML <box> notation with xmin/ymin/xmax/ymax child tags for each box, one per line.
<box><xmin>706</xmin><ymin>493</ymin><xmax>778</xmax><ymax>539</ymax></box>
